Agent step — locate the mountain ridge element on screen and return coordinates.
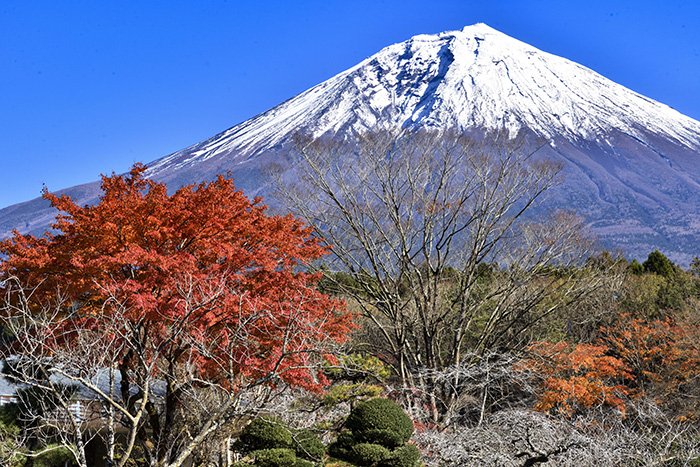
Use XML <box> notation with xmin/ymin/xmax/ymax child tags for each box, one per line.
<box><xmin>148</xmin><ymin>23</ymin><xmax>700</xmax><ymax>178</ymax></box>
<box><xmin>2</xmin><ymin>23</ymin><xmax>699</xmax><ymax>263</ymax></box>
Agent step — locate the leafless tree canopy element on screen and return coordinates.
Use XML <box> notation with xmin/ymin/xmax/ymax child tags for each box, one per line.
<box><xmin>414</xmin><ymin>403</ymin><xmax>700</xmax><ymax>467</ymax></box>
<box><xmin>0</xmin><ymin>275</ymin><xmax>337</xmax><ymax>467</ymax></box>
<box><xmin>284</xmin><ymin>130</ymin><xmax>611</xmax><ymax>422</ymax></box>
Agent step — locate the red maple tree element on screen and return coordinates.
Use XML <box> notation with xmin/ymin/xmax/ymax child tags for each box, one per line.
<box><xmin>600</xmin><ymin>314</ymin><xmax>700</xmax><ymax>416</ymax></box>
<box><xmin>0</xmin><ymin>164</ymin><xmax>353</xmax><ymax>464</ymax></box>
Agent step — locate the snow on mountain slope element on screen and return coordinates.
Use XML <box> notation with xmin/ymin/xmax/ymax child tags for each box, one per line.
<box><xmin>1</xmin><ymin>23</ymin><xmax>699</xmax><ymax>262</ymax></box>
<box><xmin>147</xmin><ymin>23</ymin><xmax>700</xmax><ymax>178</ymax></box>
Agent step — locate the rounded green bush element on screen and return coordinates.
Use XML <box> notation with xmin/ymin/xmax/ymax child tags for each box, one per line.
<box><xmin>351</xmin><ymin>443</ymin><xmax>391</xmax><ymax>466</ymax></box>
<box><xmin>32</xmin><ymin>445</ymin><xmax>74</xmax><ymax>467</ymax></box>
<box><xmin>293</xmin><ymin>459</ymin><xmax>316</xmax><ymax>467</ymax></box>
<box><xmin>379</xmin><ymin>444</ymin><xmax>421</xmax><ymax>467</ymax></box>
<box><xmin>346</xmin><ymin>398</ymin><xmax>413</xmax><ymax>447</ymax></box>
<box><xmin>239</xmin><ymin>417</ymin><xmax>293</xmax><ymax>453</ymax></box>
<box><xmin>252</xmin><ymin>448</ymin><xmax>297</xmax><ymax>467</ymax></box>
<box><xmin>355</xmin><ymin>428</ymin><xmax>405</xmax><ymax>448</ymax></box>
<box><xmin>293</xmin><ymin>429</ymin><xmax>326</xmax><ymax>461</ymax></box>
<box><xmin>328</xmin><ymin>430</ymin><xmax>355</xmax><ymax>459</ymax></box>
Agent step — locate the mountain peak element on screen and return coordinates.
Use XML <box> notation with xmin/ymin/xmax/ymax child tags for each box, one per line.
<box><xmin>460</xmin><ymin>22</ymin><xmax>502</xmax><ymax>35</ymax></box>
<box><xmin>3</xmin><ymin>25</ymin><xmax>700</xmax><ymax>264</ymax></box>
<box><xmin>144</xmin><ymin>24</ymin><xmax>700</xmax><ymax>178</ymax></box>
<box><xmin>408</xmin><ymin>23</ymin><xmax>519</xmax><ymax>53</ymax></box>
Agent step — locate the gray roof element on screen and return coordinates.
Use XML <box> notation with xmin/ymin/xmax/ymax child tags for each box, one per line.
<box><xmin>0</xmin><ymin>361</ymin><xmax>165</xmax><ymax>400</ymax></box>
<box><xmin>0</xmin><ymin>373</ymin><xmax>18</xmax><ymax>396</ymax></box>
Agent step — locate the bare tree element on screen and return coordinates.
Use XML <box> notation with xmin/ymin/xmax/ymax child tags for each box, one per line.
<box><xmin>0</xmin><ymin>274</ymin><xmax>344</xmax><ymax>467</ymax></box>
<box><xmin>415</xmin><ymin>403</ymin><xmax>700</xmax><ymax>466</ymax></box>
<box><xmin>413</xmin><ymin>351</ymin><xmax>535</xmax><ymax>427</ymax></box>
<box><xmin>0</xmin><ymin>276</ymin><xmax>154</xmax><ymax>467</ymax></box>
<box><xmin>285</xmin><ymin>130</ymin><xmax>611</xmax><ymax>422</ymax></box>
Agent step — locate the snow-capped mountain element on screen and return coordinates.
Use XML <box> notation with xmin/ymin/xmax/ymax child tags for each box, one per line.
<box><xmin>2</xmin><ymin>24</ymin><xmax>700</xmax><ymax>262</ymax></box>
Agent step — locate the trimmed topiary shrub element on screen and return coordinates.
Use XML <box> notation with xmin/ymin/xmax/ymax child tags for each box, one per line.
<box><xmin>331</xmin><ymin>398</ymin><xmax>421</xmax><ymax>466</ymax></box>
<box><xmin>252</xmin><ymin>448</ymin><xmax>297</xmax><ymax>467</ymax></box>
<box><xmin>328</xmin><ymin>430</ymin><xmax>355</xmax><ymax>460</ymax></box>
<box><xmin>346</xmin><ymin>398</ymin><xmax>414</xmax><ymax>447</ymax></box>
<box><xmin>379</xmin><ymin>444</ymin><xmax>421</xmax><ymax>467</ymax></box>
<box><xmin>239</xmin><ymin>417</ymin><xmax>293</xmax><ymax>453</ymax></box>
<box><xmin>351</xmin><ymin>443</ymin><xmax>391</xmax><ymax>466</ymax></box>
<box><xmin>293</xmin><ymin>429</ymin><xmax>325</xmax><ymax>461</ymax></box>
<box><xmin>32</xmin><ymin>444</ymin><xmax>75</xmax><ymax>467</ymax></box>
<box><xmin>354</xmin><ymin>428</ymin><xmax>406</xmax><ymax>448</ymax></box>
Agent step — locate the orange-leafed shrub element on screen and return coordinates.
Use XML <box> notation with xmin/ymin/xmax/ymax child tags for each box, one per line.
<box><xmin>525</xmin><ymin>341</ymin><xmax>634</xmax><ymax>417</ymax></box>
<box><xmin>525</xmin><ymin>313</ymin><xmax>699</xmax><ymax>419</ymax></box>
<box><xmin>600</xmin><ymin>315</ymin><xmax>699</xmax><ymax>392</ymax></box>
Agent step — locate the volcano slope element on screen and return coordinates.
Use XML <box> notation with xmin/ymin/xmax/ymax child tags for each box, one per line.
<box><xmin>2</xmin><ymin>23</ymin><xmax>699</xmax><ymax>263</ymax></box>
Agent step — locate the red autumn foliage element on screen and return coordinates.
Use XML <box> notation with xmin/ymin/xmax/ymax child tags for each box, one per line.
<box><xmin>526</xmin><ymin>314</ymin><xmax>699</xmax><ymax>418</ymax></box>
<box><xmin>600</xmin><ymin>314</ymin><xmax>700</xmax><ymax>400</ymax></box>
<box><xmin>525</xmin><ymin>341</ymin><xmax>634</xmax><ymax>417</ymax></box>
<box><xmin>0</xmin><ymin>164</ymin><xmax>353</xmax><ymax>392</ymax></box>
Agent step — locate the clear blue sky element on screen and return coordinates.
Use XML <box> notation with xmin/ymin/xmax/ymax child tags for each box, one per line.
<box><xmin>1</xmin><ymin>0</ymin><xmax>698</xmax><ymax>207</ymax></box>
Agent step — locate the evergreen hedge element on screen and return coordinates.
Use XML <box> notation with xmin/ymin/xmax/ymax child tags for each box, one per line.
<box><xmin>235</xmin><ymin>417</ymin><xmax>325</xmax><ymax>466</ymax></box>
<box><xmin>293</xmin><ymin>428</ymin><xmax>325</xmax><ymax>461</ymax></box>
<box><xmin>251</xmin><ymin>448</ymin><xmax>297</xmax><ymax>467</ymax></box>
<box><xmin>379</xmin><ymin>444</ymin><xmax>421</xmax><ymax>467</ymax></box>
